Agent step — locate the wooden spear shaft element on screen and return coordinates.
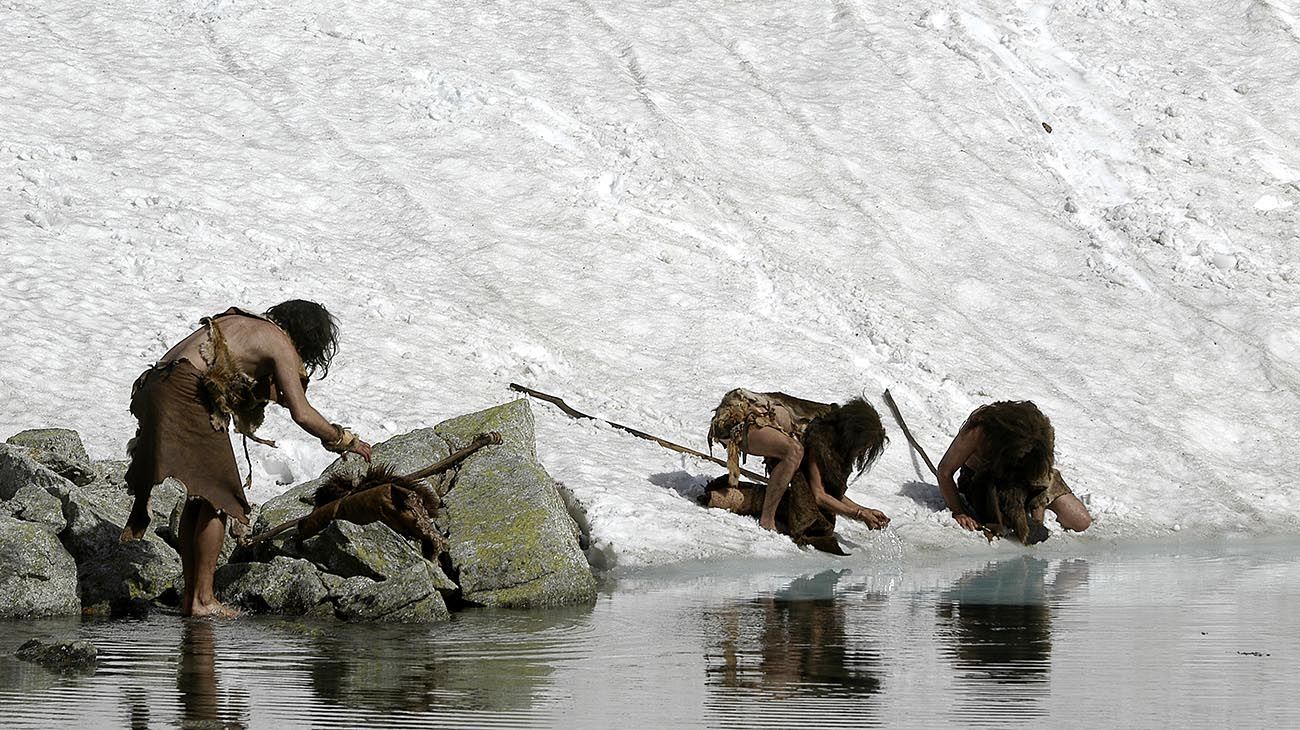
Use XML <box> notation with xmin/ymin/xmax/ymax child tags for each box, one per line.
<box><xmin>882</xmin><ymin>388</ymin><xmax>940</xmax><ymax>478</ymax></box>
<box><xmin>508</xmin><ymin>383</ymin><xmax>770</xmax><ymax>483</ymax></box>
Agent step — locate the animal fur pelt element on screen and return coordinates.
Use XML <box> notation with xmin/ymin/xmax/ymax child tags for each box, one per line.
<box><xmin>958</xmin><ymin>401</ymin><xmax>1056</xmax><ymax>545</ymax></box>
<box><xmin>300</xmin><ymin>466</ymin><xmax>447</xmax><ymax>559</ymax></box>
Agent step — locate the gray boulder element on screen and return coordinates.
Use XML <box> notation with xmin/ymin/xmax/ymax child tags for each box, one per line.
<box><xmin>0</xmin><ymin>516</ymin><xmax>80</xmax><ymax>617</ymax></box>
<box><xmin>331</xmin><ymin>568</ymin><xmax>450</xmax><ymax>623</ymax></box>
<box><xmin>5</xmin><ymin>429</ymin><xmax>94</xmax><ymax>486</ymax></box>
<box><xmin>60</xmin><ymin>481</ymin><xmax>181</xmax><ymax>608</ymax></box>
<box><xmin>1</xmin><ymin>484</ymin><xmax>67</xmax><ymax>532</ymax></box>
<box><xmin>435</xmin><ymin>399</ymin><xmax>596</xmax><ymax>608</ymax></box>
<box><xmin>296</xmin><ymin>520</ymin><xmax>456</xmax><ymax>591</ymax></box>
<box><xmin>216</xmin><ymin>557</ymin><xmax>333</xmax><ymax>616</ymax></box>
<box><xmin>87</xmin><ymin>459</ymin><xmax>129</xmax><ymax>490</ymax></box>
<box><xmin>0</xmin><ymin>444</ymin><xmax>69</xmax><ymax>501</ymax></box>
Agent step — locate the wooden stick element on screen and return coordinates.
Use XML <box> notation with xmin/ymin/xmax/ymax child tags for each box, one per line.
<box><xmin>399</xmin><ymin>432</ymin><xmax>502</xmax><ymax>482</ymax></box>
<box><xmin>508</xmin><ymin>382</ymin><xmax>770</xmax><ymax>483</ymax></box>
<box><xmin>882</xmin><ymin>388</ymin><xmax>939</xmax><ymax>478</ymax></box>
<box><xmin>241</xmin><ymin>431</ymin><xmax>501</xmax><ymax>546</ymax></box>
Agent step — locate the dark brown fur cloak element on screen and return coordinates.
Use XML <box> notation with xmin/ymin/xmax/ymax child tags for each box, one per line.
<box><xmin>958</xmin><ymin>401</ymin><xmax>1056</xmax><ymax>545</ymax></box>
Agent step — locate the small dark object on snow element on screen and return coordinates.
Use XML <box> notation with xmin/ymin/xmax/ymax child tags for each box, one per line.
<box><xmin>1042</xmin><ymin>122</ymin><xmax>1053</xmax><ymax>133</ymax></box>
<box><xmin>15</xmin><ymin>639</ymin><xmax>98</xmax><ymax>672</ymax></box>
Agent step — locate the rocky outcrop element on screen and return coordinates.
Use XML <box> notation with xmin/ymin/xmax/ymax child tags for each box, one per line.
<box><xmin>222</xmin><ymin>428</ymin><xmax>456</xmax><ymax>622</ymax></box>
<box><xmin>59</xmin><ymin>479</ymin><xmax>183</xmax><ymax>610</ymax></box>
<box><xmin>435</xmin><ymin>399</ymin><xmax>596</xmax><ymax>608</ymax></box>
<box><xmin>1</xmin><ymin>442</ymin><xmax>184</xmax><ymax>615</ymax></box>
<box><xmin>0</xmin><ymin>516</ymin><xmax>80</xmax><ymax>618</ymax></box>
<box><xmin>3</xmin><ymin>400</ymin><xmax>597</xmax><ymax>621</ymax></box>
<box><xmin>5</xmin><ymin>429</ymin><xmax>95</xmax><ymax>486</ymax></box>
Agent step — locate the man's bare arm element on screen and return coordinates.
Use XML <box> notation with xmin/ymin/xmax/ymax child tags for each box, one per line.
<box><xmin>266</xmin><ymin>334</ymin><xmax>371</xmax><ymax>460</ymax></box>
<box><xmin>806</xmin><ymin>456</ymin><xmax>890</xmax><ymax>529</ymax></box>
<box><xmin>937</xmin><ymin>425</ymin><xmax>982</xmax><ymax>530</ymax></box>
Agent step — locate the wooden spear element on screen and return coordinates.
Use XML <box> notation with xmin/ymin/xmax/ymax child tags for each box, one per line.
<box><xmin>882</xmin><ymin>388</ymin><xmax>939</xmax><ymax>477</ymax></box>
<box><xmin>508</xmin><ymin>383</ymin><xmax>770</xmax><ymax>483</ymax></box>
<box><xmin>241</xmin><ymin>431</ymin><xmax>503</xmax><ymax>546</ymax></box>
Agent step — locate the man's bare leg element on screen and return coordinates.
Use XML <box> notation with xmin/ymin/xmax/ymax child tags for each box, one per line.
<box><xmin>184</xmin><ymin>500</ymin><xmax>239</xmax><ymax>618</ymax></box>
<box><xmin>178</xmin><ymin>498</ymin><xmax>199</xmax><ymax>616</ymax></box>
<box><xmin>737</xmin><ymin>427</ymin><xmax>803</xmax><ymax>531</ymax></box>
<box><xmin>1047</xmin><ymin>493</ymin><xmax>1092</xmax><ymax>532</ymax></box>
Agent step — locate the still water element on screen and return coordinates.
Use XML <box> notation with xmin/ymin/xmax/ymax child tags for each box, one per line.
<box><xmin>2</xmin><ymin>539</ymin><xmax>1296</xmax><ymax>728</ymax></box>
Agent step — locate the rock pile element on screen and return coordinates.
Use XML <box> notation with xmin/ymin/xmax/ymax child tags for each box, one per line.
<box><xmin>0</xmin><ymin>400</ymin><xmax>596</xmax><ymax>623</ymax></box>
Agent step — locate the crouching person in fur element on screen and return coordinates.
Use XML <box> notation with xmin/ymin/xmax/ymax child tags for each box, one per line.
<box><xmin>936</xmin><ymin>401</ymin><xmax>1092</xmax><ymax>545</ymax></box>
<box><xmin>123</xmin><ymin>300</ymin><xmax>372</xmax><ymax>618</ymax></box>
<box><xmin>703</xmin><ymin>391</ymin><xmax>890</xmax><ymax>547</ymax></box>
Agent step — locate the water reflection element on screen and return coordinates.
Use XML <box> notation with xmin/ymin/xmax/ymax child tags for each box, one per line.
<box><xmin>304</xmin><ymin>607</ymin><xmax>590</xmax><ymax>714</ymax></box>
<box><xmin>177</xmin><ymin>619</ymin><xmax>249</xmax><ymax>729</ymax></box>
<box><xmin>705</xmin><ymin>570</ymin><xmax>883</xmax><ymax>698</ymax></box>
<box><xmin>936</xmin><ymin>557</ymin><xmax>1089</xmax><ymax>715</ymax></box>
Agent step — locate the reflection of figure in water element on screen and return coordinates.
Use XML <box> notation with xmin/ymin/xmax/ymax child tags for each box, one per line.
<box><xmin>706</xmin><ymin>571</ymin><xmax>881</xmax><ymax>699</ymax></box>
<box><xmin>937</xmin><ymin>557</ymin><xmax>1090</xmax><ymax>710</ymax></box>
<box><xmin>178</xmin><ymin>620</ymin><xmax>248</xmax><ymax>729</ymax></box>
<box><xmin>936</xmin><ymin>401</ymin><xmax>1092</xmax><ymax>544</ymax></box>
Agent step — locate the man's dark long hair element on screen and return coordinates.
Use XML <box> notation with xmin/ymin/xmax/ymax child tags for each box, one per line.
<box><xmin>265</xmin><ymin>299</ymin><xmax>339</xmax><ymax>378</ymax></box>
<box><xmin>964</xmin><ymin>401</ymin><xmax>1054</xmax><ymax>485</ymax></box>
<box><xmin>802</xmin><ymin>398</ymin><xmax>888</xmax><ymax>499</ymax></box>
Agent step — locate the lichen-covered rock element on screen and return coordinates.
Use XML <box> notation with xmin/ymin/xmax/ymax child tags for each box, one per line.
<box><xmin>0</xmin><ymin>444</ymin><xmax>69</xmax><ymax>501</ymax></box>
<box><xmin>297</xmin><ymin>520</ymin><xmax>456</xmax><ymax>592</ymax></box>
<box><xmin>223</xmin><ymin>429</ymin><xmax>455</xmax><ymax>623</ymax></box>
<box><xmin>216</xmin><ymin>557</ymin><xmax>332</xmax><ymax>616</ymax></box>
<box><xmin>1</xmin><ymin>484</ymin><xmax>67</xmax><ymax>532</ymax></box>
<box><xmin>88</xmin><ymin>459</ymin><xmax>130</xmax><ymax>489</ymax></box>
<box><xmin>59</xmin><ymin>483</ymin><xmax>180</xmax><ymax>607</ymax></box>
<box><xmin>14</xmin><ymin>638</ymin><xmax>97</xmax><ymax>672</ymax></box>
<box><xmin>0</xmin><ymin>516</ymin><xmax>80</xmax><ymax>617</ymax></box>
<box><xmin>330</xmin><ymin>568</ymin><xmax>450</xmax><ymax>623</ymax></box>
<box><xmin>5</xmin><ymin>429</ymin><xmax>94</xmax><ymax>486</ymax></box>
<box><xmin>435</xmin><ymin>399</ymin><xmax>596</xmax><ymax>608</ymax></box>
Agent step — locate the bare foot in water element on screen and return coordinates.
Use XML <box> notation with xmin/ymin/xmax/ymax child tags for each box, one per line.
<box><xmin>759</xmin><ymin>518</ymin><xmax>778</xmax><ymax>532</ymax></box>
<box><xmin>185</xmin><ymin>601</ymin><xmax>241</xmax><ymax>619</ymax></box>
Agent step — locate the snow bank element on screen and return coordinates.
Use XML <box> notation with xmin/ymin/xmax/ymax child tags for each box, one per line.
<box><xmin>2</xmin><ymin>0</ymin><xmax>1297</xmax><ymax>569</ymax></box>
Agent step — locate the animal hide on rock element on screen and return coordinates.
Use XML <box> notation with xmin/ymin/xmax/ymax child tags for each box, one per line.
<box><xmin>303</xmin><ymin>466</ymin><xmax>447</xmax><ymax>560</ymax></box>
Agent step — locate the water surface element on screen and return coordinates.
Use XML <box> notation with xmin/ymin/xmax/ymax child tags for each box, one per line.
<box><xmin>2</xmin><ymin>539</ymin><xmax>1296</xmax><ymax>728</ymax></box>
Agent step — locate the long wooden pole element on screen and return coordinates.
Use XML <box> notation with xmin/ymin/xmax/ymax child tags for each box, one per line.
<box><xmin>882</xmin><ymin>389</ymin><xmax>939</xmax><ymax>478</ymax></box>
<box><xmin>508</xmin><ymin>383</ymin><xmax>770</xmax><ymax>483</ymax></box>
